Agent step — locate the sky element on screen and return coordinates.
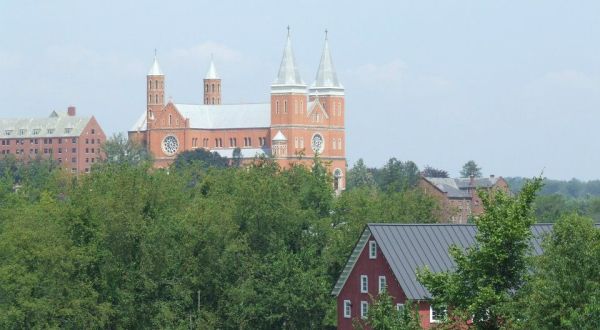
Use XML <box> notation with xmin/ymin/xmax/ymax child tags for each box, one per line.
<box><xmin>1</xmin><ymin>1</ymin><xmax>599</xmax><ymax>180</ymax></box>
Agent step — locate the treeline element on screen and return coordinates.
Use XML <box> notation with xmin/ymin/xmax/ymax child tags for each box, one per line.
<box><xmin>0</xmin><ymin>149</ymin><xmax>438</xmax><ymax>329</ymax></box>
<box><xmin>506</xmin><ymin>177</ymin><xmax>600</xmax><ymax>198</ymax></box>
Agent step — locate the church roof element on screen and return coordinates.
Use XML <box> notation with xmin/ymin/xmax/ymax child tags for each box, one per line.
<box><xmin>148</xmin><ymin>55</ymin><xmax>163</xmax><ymax>76</ymax></box>
<box><xmin>0</xmin><ymin>111</ymin><xmax>92</xmax><ymax>138</ymax></box>
<box><xmin>272</xmin><ymin>30</ymin><xmax>305</xmax><ymax>90</ymax></box>
<box><xmin>204</xmin><ymin>57</ymin><xmax>219</xmax><ymax>79</ymax></box>
<box><xmin>130</xmin><ymin>103</ymin><xmax>270</xmax><ymax>131</ymax></box>
<box><xmin>311</xmin><ymin>35</ymin><xmax>343</xmax><ymax>90</ymax></box>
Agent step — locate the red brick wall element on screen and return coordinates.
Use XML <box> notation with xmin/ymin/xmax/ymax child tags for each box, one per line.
<box><xmin>203</xmin><ymin>79</ymin><xmax>221</xmax><ymax>105</ymax></box>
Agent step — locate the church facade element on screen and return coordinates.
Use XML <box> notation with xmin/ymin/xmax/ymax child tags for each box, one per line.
<box><xmin>129</xmin><ymin>31</ymin><xmax>347</xmax><ymax>190</ymax></box>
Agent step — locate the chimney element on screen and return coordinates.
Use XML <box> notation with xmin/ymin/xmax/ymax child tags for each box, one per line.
<box><xmin>67</xmin><ymin>106</ymin><xmax>76</xmax><ymax>116</ymax></box>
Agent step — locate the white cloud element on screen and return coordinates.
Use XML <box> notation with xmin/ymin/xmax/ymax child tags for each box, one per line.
<box><xmin>531</xmin><ymin>69</ymin><xmax>599</xmax><ymax>91</ymax></box>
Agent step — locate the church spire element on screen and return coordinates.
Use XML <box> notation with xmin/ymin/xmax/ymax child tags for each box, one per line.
<box><xmin>148</xmin><ymin>50</ymin><xmax>164</xmax><ymax>76</ymax></box>
<box><xmin>272</xmin><ymin>27</ymin><xmax>305</xmax><ymax>92</ymax></box>
<box><xmin>205</xmin><ymin>55</ymin><xmax>219</xmax><ymax>79</ymax></box>
<box><xmin>311</xmin><ymin>30</ymin><xmax>343</xmax><ymax>93</ymax></box>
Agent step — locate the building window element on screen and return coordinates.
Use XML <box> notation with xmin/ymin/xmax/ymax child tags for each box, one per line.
<box><xmin>338</xmin><ymin>138</ymin><xmax>342</xmax><ymax>150</ymax></box>
<box><xmin>58</xmin><ymin>148</ymin><xmax>62</xmax><ymax>154</ymax></box>
<box><xmin>299</xmin><ymin>137</ymin><xmax>304</xmax><ymax>148</ymax></box>
<box><xmin>72</xmin><ymin>148</ymin><xmax>76</xmax><ymax>153</ymax></box>
<box><xmin>275</xmin><ymin>101</ymin><xmax>279</xmax><ymax>114</ymax></box>
<box><xmin>333</xmin><ymin>139</ymin><xmax>337</xmax><ymax>150</ymax></box>
<box><xmin>212</xmin><ymin>97</ymin><xmax>215</xmax><ymax>104</ymax></box>
<box><xmin>360</xmin><ymin>301</ymin><xmax>368</xmax><ymax>319</ymax></box>
<box><xmin>430</xmin><ymin>304</ymin><xmax>447</xmax><ymax>324</ymax></box>
<box><xmin>284</xmin><ymin>100</ymin><xmax>287</xmax><ymax>113</ymax></box>
<box><xmin>344</xmin><ymin>300</ymin><xmax>351</xmax><ymax>318</ymax></box>
<box><xmin>396</xmin><ymin>303</ymin><xmax>405</xmax><ymax>312</ymax></box>
<box><xmin>91</xmin><ymin>128</ymin><xmax>95</xmax><ymax>134</ymax></box>
<box><xmin>294</xmin><ymin>137</ymin><xmax>299</xmax><ymax>148</ymax></box>
<box><xmin>205</xmin><ymin>84</ymin><xmax>208</xmax><ymax>92</ymax></box>
<box><xmin>211</xmin><ymin>84</ymin><xmax>215</xmax><ymax>92</ymax></box>
<box><xmin>72</xmin><ymin>157</ymin><xmax>76</xmax><ymax>163</ymax></box>
<box><xmin>85</xmin><ymin>139</ymin><xmax>89</xmax><ymax>144</ymax></box>
<box><xmin>378</xmin><ymin>276</ymin><xmax>387</xmax><ymax>294</ymax></box>
<box><xmin>369</xmin><ymin>241</ymin><xmax>377</xmax><ymax>259</ymax></box>
<box><xmin>32</xmin><ymin>129</ymin><xmax>40</xmax><ymax>135</ymax></box>
<box><xmin>360</xmin><ymin>275</ymin><xmax>368</xmax><ymax>293</ymax></box>
<box><xmin>58</xmin><ymin>138</ymin><xmax>62</xmax><ymax>144</ymax></box>
<box><xmin>72</xmin><ymin>137</ymin><xmax>77</xmax><ymax>143</ymax></box>
<box><xmin>71</xmin><ymin>168</ymin><xmax>76</xmax><ymax>173</ymax></box>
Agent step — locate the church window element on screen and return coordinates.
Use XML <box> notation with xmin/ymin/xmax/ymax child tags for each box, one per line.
<box><xmin>205</xmin><ymin>84</ymin><xmax>208</xmax><ymax>92</ymax></box>
<box><xmin>300</xmin><ymin>101</ymin><xmax>303</xmax><ymax>113</ymax></box>
<box><xmin>155</xmin><ymin>80</ymin><xmax>158</xmax><ymax>89</ymax></box>
<box><xmin>338</xmin><ymin>103</ymin><xmax>342</xmax><ymax>116</ymax></box>
<box><xmin>333</xmin><ymin>139</ymin><xmax>337</xmax><ymax>150</ymax></box>
<box><xmin>212</xmin><ymin>84</ymin><xmax>215</xmax><ymax>92</ymax></box>
<box><xmin>338</xmin><ymin>138</ymin><xmax>342</xmax><ymax>149</ymax></box>
<box><xmin>148</xmin><ymin>95</ymin><xmax>151</xmax><ymax>103</ymax></box>
<box><xmin>323</xmin><ymin>102</ymin><xmax>326</xmax><ymax>111</ymax></box>
<box><xmin>294</xmin><ymin>100</ymin><xmax>298</xmax><ymax>114</ymax></box>
<box><xmin>169</xmin><ymin>115</ymin><xmax>172</xmax><ymax>126</ymax></box>
<box><xmin>284</xmin><ymin>101</ymin><xmax>287</xmax><ymax>114</ymax></box>
<box><xmin>294</xmin><ymin>137</ymin><xmax>298</xmax><ymax>148</ymax></box>
<box><xmin>299</xmin><ymin>137</ymin><xmax>304</xmax><ymax>148</ymax></box>
<box><xmin>155</xmin><ymin>95</ymin><xmax>159</xmax><ymax>103</ymax></box>
<box><xmin>275</xmin><ymin>101</ymin><xmax>279</xmax><ymax>114</ymax></box>
<box><xmin>149</xmin><ymin>81</ymin><xmax>152</xmax><ymax>89</ymax></box>
<box><xmin>212</xmin><ymin>97</ymin><xmax>215</xmax><ymax>104</ymax></box>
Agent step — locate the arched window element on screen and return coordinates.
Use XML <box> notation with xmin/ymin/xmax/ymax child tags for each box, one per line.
<box><xmin>205</xmin><ymin>84</ymin><xmax>208</xmax><ymax>92</ymax></box>
<box><xmin>148</xmin><ymin>81</ymin><xmax>152</xmax><ymax>89</ymax></box>
<box><xmin>212</xmin><ymin>97</ymin><xmax>215</xmax><ymax>104</ymax></box>
<box><xmin>212</xmin><ymin>84</ymin><xmax>215</xmax><ymax>92</ymax></box>
<box><xmin>168</xmin><ymin>115</ymin><xmax>172</xmax><ymax>126</ymax></box>
<box><xmin>155</xmin><ymin>80</ymin><xmax>158</xmax><ymax>89</ymax></box>
<box><xmin>333</xmin><ymin>139</ymin><xmax>337</xmax><ymax>150</ymax></box>
<box><xmin>284</xmin><ymin>101</ymin><xmax>287</xmax><ymax>114</ymax></box>
<box><xmin>155</xmin><ymin>95</ymin><xmax>158</xmax><ymax>103</ymax></box>
<box><xmin>275</xmin><ymin>101</ymin><xmax>279</xmax><ymax>114</ymax></box>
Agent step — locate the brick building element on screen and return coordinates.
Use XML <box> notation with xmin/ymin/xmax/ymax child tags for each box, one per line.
<box><xmin>332</xmin><ymin>223</ymin><xmax>555</xmax><ymax>329</ymax></box>
<box><xmin>0</xmin><ymin>106</ymin><xmax>106</xmax><ymax>174</ymax></box>
<box><xmin>418</xmin><ymin>176</ymin><xmax>509</xmax><ymax>223</ymax></box>
<box><xmin>129</xmin><ymin>30</ymin><xmax>347</xmax><ymax>190</ymax></box>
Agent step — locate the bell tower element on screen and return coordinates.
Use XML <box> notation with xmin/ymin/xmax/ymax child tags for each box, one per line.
<box><xmin>203</xmin><ymin>56</ymin><xmax>221</xmax><ymax>105</ymax></box>
<box><xmin>270</xmin><ymin>27</ymin><xmax>308</xmax><ymax>165</ymax></box>
<box><xmin>147</xmin><ymin>50</ymin><xmax>165</xmax><ymax>119</ymax></box>
<box><xmin>309</xmin><ymin>30</ymin><xmax>346</xmax><ymax>191</ymax></box>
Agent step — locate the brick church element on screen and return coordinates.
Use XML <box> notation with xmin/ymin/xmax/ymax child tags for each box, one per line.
<box><xmin>129</xmin><ymin>30</ymin><xmax>347</xmax><ymax>190</ymax></box>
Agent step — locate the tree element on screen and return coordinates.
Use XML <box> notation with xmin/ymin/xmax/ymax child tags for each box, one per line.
<box><xmin>232</xmin><ymin>147</ymin><xmax>242</xmax><ymax>167</ymax></box>
<box><xmin>346</xmin><ymin>158</ymin><xmax>376</xmax><ymax>190</ymax></box>
<box><xmin>378</xmin><ymin>158</ymin><xmax>420</xmax><ymax>192</ymax></box>
<box><xmin>514</xmin><ymin>214</ymin><xmax>600</xmax><ymax>329</ymax></box>
<box><xmin>421</xmin><ymin>166</ymin><xmax>449</xmax><ymax>178</ymax></box>
<box><xmin>417</xmin><ymin>177</ymin><xmax>543</xmax><ymax>329</ymax></box>
<box><xmin>460</xmin><ymin>160</ymin><xmax>482</xmax><ymax>178</ymax></box>
<box><xmin>101</xmin><ymin>133</ymin><xmax>152</xmax><ymax>165</ymax></box>
<box><xmin>171</xmin><ymin>148</ymin><xmax>229</xmax><ymax>170</ymax></box>
<box><xmin>355</xmin><ymin>292</ymin><xmax>421</xmax><ymax>330</ymax></box>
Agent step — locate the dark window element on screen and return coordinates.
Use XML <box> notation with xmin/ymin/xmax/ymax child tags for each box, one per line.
<box><xmin>72</xmin><ymin>157</ymin><xmax>76</xmax><ymax>163</ymax></box>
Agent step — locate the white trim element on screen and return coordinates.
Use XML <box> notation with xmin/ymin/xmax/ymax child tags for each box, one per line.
<box><xmin>378</xmin><ymin>275</ymin><xmax>387</xmax><ymax>294</ymax></box>
<box><xmin>360</xmin><ymin>301</ymin><xmax>368</xmax><ymax>319</ymax></box>
<box><xmin>343</xmin><ymin>300</ymin><xmax>351</xmax><ymax>318</ymax></box>
<box><xmin>331</xmin><ymin>228</ymin><xmax>372</xmax><ymax>296</ymax></box>
<box><xmin>396</xmin><ymin>303</ymin><xmax>404</xmax><ymax>312</ymax></box>
<box><xmin>369</xmin><ymin>240</ymin><xmax>377</xmax><ymax>259</ymax></box>
<box><xmin>360</xmin><ymin>275</ymin><xmax>368</xmax><ymax>293</ymax></box>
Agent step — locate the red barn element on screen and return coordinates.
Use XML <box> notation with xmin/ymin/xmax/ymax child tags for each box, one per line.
<box><xmin>332</xmin><ymin>223</ymin><xmax>554</xmax><ymax>329</ymax></box>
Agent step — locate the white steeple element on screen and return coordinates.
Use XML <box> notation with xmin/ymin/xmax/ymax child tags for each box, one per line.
<box><xmin>147</xmin><ymin>50</ymin><xmax>163</xmax><ymax>76</ymax></box>
<box><xmin>271</xmin><ymin>27</ymin><xmax>306</xmax><ymax>93</ymax></box>
<box><xmin>205</xmin><ymin>55</ymin><xmax>219</xmax><ymax>79</ymax></box>
<box><xmin>310</xmin><ymin>30</ymin><xmax>344</xmax><ymax>95</ymax></box>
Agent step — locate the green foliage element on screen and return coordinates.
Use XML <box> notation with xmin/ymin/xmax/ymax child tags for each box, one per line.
<box><xmin>513</xmin><ymin>214</ymin><xmax>600</xmax><ymax>329</ymax></box>
<box><xmin>356</xmin><ymin>292</ymin><xmax>421</xmax><ymax>330</ymax></box>
<box><xmin>422</xmin><ymin>165</ymin><xmax>449</xmax><ymax>178</ymax></box>
<box><xmin>172</xmin><ymin>148</ymin><xmax>229</xmax><ymax>170</ymax></box>
<box><xmin>346</xmin><ymin>158</ymin><xmax>376</xmax><ymax>190</ymax></box>
<box><xmin>101</xmin><ymin>132</ymin><xmax>153</xmax><ymax>166</ymax></box>
<box><xmin>417</xmin><ymin>177</ymin><xmax>543</xmax><ymax>329</ymax></box>
<box><xmin>376</xmin><ymin>158</ymin><xmax>420</xmax><ymax>193</ymax></box>
<box><xmin>460</xmin><ymin>160</ymin><xmax>482</xmax><ymax>178</ymax></box>
<box><xmin>0</xmin><ymin>154</ymin><xmax>438</xmax><ymax>329</ymax></box>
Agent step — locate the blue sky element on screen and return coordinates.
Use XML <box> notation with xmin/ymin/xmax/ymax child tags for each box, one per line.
<box><xmin>1</xmin><ymin>1</ymin><xmax>599</xmax><ymax>179</ymax></box>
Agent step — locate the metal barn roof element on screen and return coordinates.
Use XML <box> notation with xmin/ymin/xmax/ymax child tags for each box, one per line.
<box><xmin>332</xmin><ymin>223</ymin><xmax>559</xmax><ymax>299</ymax></box>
